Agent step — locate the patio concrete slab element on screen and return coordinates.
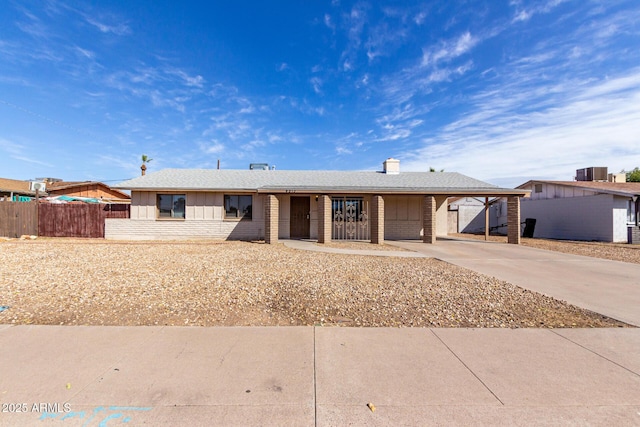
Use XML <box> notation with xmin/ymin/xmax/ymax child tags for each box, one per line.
<box><xmin>431</xmin><ymin>328</ymin><xmax>640</xmax><ymax>407</ymax></box>
<box><xmin>389</xmin><ymin>239</ymin><xmax>640</xmax><ymax>326</ymax></box>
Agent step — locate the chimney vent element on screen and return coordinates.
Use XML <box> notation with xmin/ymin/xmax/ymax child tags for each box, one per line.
<box><xmin>383</xmin><ymin>158</ymin><xmax>400</xmax><ymax>174</ymax></box>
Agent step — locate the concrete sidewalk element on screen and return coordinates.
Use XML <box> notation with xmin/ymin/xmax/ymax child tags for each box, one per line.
<box><xmin>1</xmin><ymin>325</ymin><xmax>639</xmax><ymax>426</ymax></box>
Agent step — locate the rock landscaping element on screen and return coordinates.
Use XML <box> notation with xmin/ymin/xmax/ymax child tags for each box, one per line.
<box><xmin>0</xmin><ymin>239</ymin><xmax>629</xmax><ymax>328</ymax></box>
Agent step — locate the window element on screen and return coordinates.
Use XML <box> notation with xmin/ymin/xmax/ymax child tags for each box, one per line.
<box><xmin>157</xmin><ymin>194</ymin><xmax>186</xmax><ymax>219</ymax></box>
<box><xmin>629</xmin><ymin>199</ymin><xmax>637</xmax><ymax>224</ymax></box>
<box><xmin>534</xmin><ymin>184</ymin><xmax>543</xmax><ymax>193</ymax></box>
<box><xmin>224</xmin><ymin>195</ymin><xmax>252</xmax><ymax>219</ymax></box>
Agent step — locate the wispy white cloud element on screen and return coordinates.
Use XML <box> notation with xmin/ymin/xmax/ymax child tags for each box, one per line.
<box><xmin>15</xmin><ymin>15</ymin><xmax>49</xmax><ymax>39</ymax></box>
<box><xmin>376</xmin><ymin>128</ymin><xmax>411</xmax><ymax>142</ymax></box>
<box><xmin>97</xmin><ymin>155</ymin><xmax>141</xmax><ymax>178</ymax></box>
<box><xmin>12</xmin><ymin>155</ymin><xmax>54</xmax><ymax>167</ymax></box>
<box><xmin>421</xmin><ymin>32</ymin><xmax>478</xmax><ymax>67</ymax></box>
<box><xmin>401</xmin><ymin>70</ymin><xmax>640</xmax><ymax>186</ymax></box>
<box><xmin>310</xmin><ymin>76</ymin><xmax>323</xmax><ymax>94</ymax></box>
<box><xmin>510</xmin><ymin>0</ymin><xmax>568</xmax><ymax>23</ymax></box>
<box><xmin>338</xmin><ymin>2</ymin><xmax>369</xmax><ymax>72</ymax></box>
<box><xmin>74</xmin><ymin>46</ymin><xmax>95</xmax><ymax>59</ymax></box>
<box><xmin>199</xmin><ymin>140</ymin><xmax>225</xmax><ymax>154</ymax></box>
<box><xmin>165</xmin><ymin>68</ymin><xmax>205</xmax><ymax>88</ymax></box>
<box><xmin>324</xmin><ymin>13</ymin><xmax>335</xmax><ymax>31</ymax></box>
<box><xmin>0</xmin><ymin>137</ymin><xmax>24</xmax><ymax>156</ymax></box>
<box><xmin>83</xmin><ymin>15</ymin><xmax>131</xmax><ymax>36</ymax></box>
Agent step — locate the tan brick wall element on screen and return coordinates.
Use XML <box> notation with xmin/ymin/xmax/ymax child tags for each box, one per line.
<box><xmin>370</xmin><ymin>195</ymin><xmax>384</xmax><ymax>244</ymax></box>
<box><xmin>507</xmin><ymin>196</ymin><xmax>521</xmax><ymax>244</ymax></box>
<box><xmin>423</xmin><ymin>196</ymin><xmax>436</xmax><ymax>243</ymax></box>
<box><xmin>105</xmin><ymin>218</ymin><xmax>264</xmax><ymax>240</ymax></box>
<box><xmin>317</xmin><ymin>195</ymin><xmax>331</xmax><ymax>243</ymax></box>
<box><xmin>265</xmin><ymin>194</ymin><xmax>279</xmax><ymax>244</ymax></box>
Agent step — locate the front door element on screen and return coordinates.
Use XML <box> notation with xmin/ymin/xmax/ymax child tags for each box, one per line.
<box><xmin>290</xmin><ymin>197</ymin><xmax>310</xmax><ymax>239</ymax></box>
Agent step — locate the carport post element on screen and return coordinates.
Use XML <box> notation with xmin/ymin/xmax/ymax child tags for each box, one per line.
<box><xmin>371</xmin><ymin>195</ymin><xmax>384</xmax><ymax>245</ymax></box>
<box><xmin>318</xmin><ymin>195</ymin><xmax>331</xmax><ymax>244</ymax></box>
<box><xmin>485</xmin><ymin>197</ymin><xmax>489</xmax><ymax>241</ymax></box>
<box><xmin>265</xmin><ymin>194</ymin><xmax>279</xmax><ymax>244</ymax></box>
<box><xmin>507</xmin><ymin>196</ymin><xmax>521</xmax><ymax>244</ymax></box>
<box><xmin>423</xmin><ymin>195</ymin><xmax>436</xmax><ymax>244</ymax></box>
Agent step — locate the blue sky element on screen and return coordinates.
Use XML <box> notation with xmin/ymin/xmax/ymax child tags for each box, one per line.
<box><xmin>1</xmin><ymin>0</ymin><xmax>639</xmax><ymax>188</ymax></box>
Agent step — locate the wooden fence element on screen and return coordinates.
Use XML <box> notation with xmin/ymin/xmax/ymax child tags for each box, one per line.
<box><xmin>0</xmin><ymin>201</ymin><xmax>38</xmax><ymax>238</ymax></box>
<box><xmin>0</xmin><ymin>201</ymin><xmax>130</xmax><ymax>238</ymax></box>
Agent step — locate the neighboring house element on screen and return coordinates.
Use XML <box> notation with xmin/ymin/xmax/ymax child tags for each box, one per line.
<box><xmin>45</xmin><ymin>181</ymin><xmax>131</xmax><ymax>203</ymax></box>
<box><xmin>107</xmin><ymin>158</ymin><xmax>527</xmax><ymax>244</ymax></box>
<box><xmin>502</xmin><ymin>178</ymin><xmax>640</xmax><ymax>243</ymax></box>
<box><xmin>0</xmin><ymin>177</ymin><xmax>40</xmax><ymax>201</ymax></box>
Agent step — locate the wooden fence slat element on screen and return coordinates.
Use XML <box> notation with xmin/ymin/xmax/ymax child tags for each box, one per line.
<box><xmin>39</xmin><ymin>204</ymin><xmax>102</xmax><ymax>238</ymax></box>
<box><xmin>1</xmin><ymin>202</ymin><xmax>130</xmax><ymax>238</ymax></box>
<box><xmin>0</xmin><ymin>201</ymin><xmax>38</xmax><ymax>238</ymax></box>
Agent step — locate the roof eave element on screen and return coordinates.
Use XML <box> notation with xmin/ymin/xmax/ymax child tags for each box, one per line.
<box><xmin>118</xmin><ymin>186</ymin><xmax>528</xmax><ymax>197</ymax></box>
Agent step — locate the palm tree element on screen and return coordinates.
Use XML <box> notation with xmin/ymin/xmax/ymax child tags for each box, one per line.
<box><xmin>141</xmin><ymin>154</ymin><xmax>153</xmax><ymax>176</ymax></box>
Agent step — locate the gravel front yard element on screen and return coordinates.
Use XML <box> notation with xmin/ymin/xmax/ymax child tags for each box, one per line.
<box><xmin>0</xmin><ymin>239</ymin><xmax>626</xmax><ymax>328</ymax></box>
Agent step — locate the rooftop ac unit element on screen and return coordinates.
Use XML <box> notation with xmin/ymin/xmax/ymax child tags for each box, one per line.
<box><xmin>30</xmin><ymin>181</ymin><xmax>46</xmax><ymax>192</ymax></box>
<box><xmin>576</xmin><ymin>167</ymin><xmax>608</xmax><ymax>181</ymax></box>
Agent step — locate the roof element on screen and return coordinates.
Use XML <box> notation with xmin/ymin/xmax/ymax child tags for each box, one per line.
<box><xmin>519</xmin><ymin>180</ymin><xmax>640</xmax><ymax>198</ymax></box>
<box><xmin>0</xmin><ymin>177</ymin><xmax>35</xmax><ymax>195</ymax></box>
<box><xmin>47</xmin><ymin>181</ymin><xmax>131</xmax><ymax>199</ymax></box>
<box><xmin>46</xmin><ymin>181</ymin><xmax>93</xmax><ymax>190</ymax></box>
<box><xmin>115</xmin><ymin>169</ymin><xmax>528</xmax><ymax>196</ymax></box>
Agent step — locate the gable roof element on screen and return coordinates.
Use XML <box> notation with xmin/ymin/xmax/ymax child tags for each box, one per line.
<box><xmin>518</xmin><ymin>180</ymin><xmax>640</xmax><ymax>198</ymax></box>
<box><xmin>0</xmin><ymin>177</ymin><xmax>36</xmax><ymax>196</ymax></box>
<box><xmin>115</xmin><ymin>169</ymin><xmax>527</xmax><ymax>196</ymax></box>
<box><xmin>46</xmin><ymin>181</ymin><xmax>130</xmax><ymax>199</ymax></box>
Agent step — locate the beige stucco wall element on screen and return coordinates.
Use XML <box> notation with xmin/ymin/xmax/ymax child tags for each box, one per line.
<box><xmin>108</xmin><ymin>191</ymin><xmax>265</xmax><ymax>240</ymax></box>
<box><xmin>109</xmin><ymin>191</ymin><xmax>449</xmax><ymax>241</ymax></box>
<box><xmin>384</xmin><ymin>195</ymin><xmax>423</xmax><ymax>239</ymax></box>
<box><xmin>110</xmin><ymin>191</ymin><xmax>325</xmax><ymax>241</ymax></box>
<box><xmin>384</xmin><ymin>195</ymin><xmax>448</xmax><ymax>240</ymax></box>
<box><xmin>130</xmin><ymin>191</ymin><xmax>264</xmax><ymax>222</ymax></box>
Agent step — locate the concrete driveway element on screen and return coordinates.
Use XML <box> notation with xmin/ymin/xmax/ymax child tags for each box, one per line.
<box><xmin>389</xmin><ymin>238</ymin><xmax>640</xmax><ymax>327</ymax></box>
